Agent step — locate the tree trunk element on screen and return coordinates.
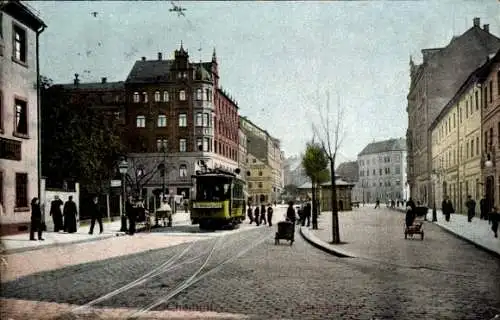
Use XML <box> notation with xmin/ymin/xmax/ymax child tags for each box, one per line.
<box><xmin>330</xmin><ymin>159</ymin><xmax>340</xmax><ymax>244</ymax></box>
<box><xmin>311</xmin><ymin>178</ymin><xmax>316</xmax><ymax>217</ymax></box>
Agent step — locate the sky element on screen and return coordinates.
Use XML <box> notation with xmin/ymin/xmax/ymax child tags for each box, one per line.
<box><xmin>27</xmin><ymin>0</ymin><xmax>500</xmax><ymax>164</ymax></box>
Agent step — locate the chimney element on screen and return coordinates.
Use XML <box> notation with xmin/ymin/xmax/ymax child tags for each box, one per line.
<box><xmin>73</xmin><ymin>73</ymin><xmax>79</xmax><ymax>86</ymax></box>
<box><xmin>141</xmin><ymin>56</ymin><xmax>146</xmax><ymax>61</ymax></box>
<box><xmin>158</xmin><ymin>52</ymin><xmax>162</xmax><ymax>60</ymax></box>
<box><xmin>101</xmin><ymin>77</ymin><xmax>107</xmax><ymax>84</ymax></box>
<box><xmin>483</xmin><ymin>24</ymin><xmax>489</xmax><ymax>33</ymax></box>
<box><xmin>473</xmin><ymin>17</ymin><xmax>480</xmax><ymax>27</ymax></box>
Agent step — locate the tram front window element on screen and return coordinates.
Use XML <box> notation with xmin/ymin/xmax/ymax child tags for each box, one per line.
<box><xmin>196</xmin><ymin>177</ymin><xmax>231</xmax><ymax>201</ymax></box>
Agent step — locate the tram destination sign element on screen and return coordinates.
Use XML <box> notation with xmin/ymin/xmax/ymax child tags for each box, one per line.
<box><xmin>192</xmin><ymin>202</ymin><xmax>223</xmax><ymax>209</ymax></box>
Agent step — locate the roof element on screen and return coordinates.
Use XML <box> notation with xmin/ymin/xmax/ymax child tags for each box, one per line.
<box><xmin>336</xmin><ymin>161</ymin><xmax>359</xmax><ymax>182</ymax></box>
<box><xmin>125</xmin><ymin>59</ymin><xmax>213</xmax><ymax>84</ymax></box>
<box><xmin>55</xmin><ymin>81</ymin><xmax>125</xmax><ymax>91</ymax></box>
<box><xmin>358</xmin><ymin>138</ymin><xmax>406</xmax><ymax>156</ymax></box>
<box><xmin>297</xmin><ymin>177</ymin><xmax>354</xmax><ymax>189</ymax></box>
<box><xmin>1</xmin><ymin>1</ymin><xmax>46</xmax><ymax>32</ymax></box>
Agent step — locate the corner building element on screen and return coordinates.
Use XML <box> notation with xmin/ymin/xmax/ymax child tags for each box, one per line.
<box><xmin>0</xmin><ymin>1</ymin><xmax>45</xmax><ymax>233</ymax></box>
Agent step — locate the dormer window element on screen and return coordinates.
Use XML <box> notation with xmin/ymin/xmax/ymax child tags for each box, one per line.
<box><xmin>196</xmin><ymin>88</ymin><xmax>203</xmax><ymax>101</ymax></box>
<box><xmin>179</xmin><ymin>90</ymin><xmax>186</xmax><ymax>101</ymax></box>
<box><xmin>142</xmin><ymin>92</ymin><xmax>148</xmax><ymax>103</ymax></box>
<box><xmin>163</xmin><ymin>91</ymin><xmax>169</xmax><ymax>102</ymax></box>
<box><xmin>136</xmin><ymin>115</ymin><xmax>146</xmax><ymax>128</ymax></box>
<box><xmin>154</xmin><ymin>91</ymin><xmax>160</xmax><ymax>102</ymax></box>
<box><xmin>133</xmin><ymin>92</ymin><xmax>140</xmax><ymax>103</ymax></box>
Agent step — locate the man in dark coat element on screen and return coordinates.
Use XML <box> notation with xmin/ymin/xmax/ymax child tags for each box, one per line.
<box><xmin>406</xmin><ymin>197</ymin><xmax>416</xmax><ymax>212</ymax></box>
<box><xmin>441</xmin><ymin>196</ymin><xmax>454</xmax><ymax>222</ymax></box>
<box><xmin>465</xmin><ymin>195</ymin><xmax>476</xmax><ymax>222</ymax></box>
<box><xmin>30</xmin><ymin>197</ymin><xmax>44</xmax><ymax>241</ymax></box>
<box><xmin>254</xmin><ymin>206</ymin><xmax>260</xmax><ymax>226</ymax></box>
<box><xmin>266</xmin><ymin>203</ymin><xmax>273</xmax><ymax>227</ymax></box>
<box><xmin>286</xmin><ymin>202</ymin><xmax>296</xmax><ymax>224</ymax></box>
<box><xmin>89</xmin><ymin>196</ymin><xmax>104</xmax><ymax>234</ymax></box>
<box><xmin>260</xmin><ymin>204</ymin><xmax>267</xmax><ymax>225</ymax></box>
<box><xmin>49</xmin><ymin>195</ymin><xmax>64</xmax><ymax>232</ymax></box>
<box><xmin>63</xmin><ymin>196</ymin><xmax>78</xmax><ymax>233</ymax></box>
<box><xmin>312</xmin><ymin>201</ymin><xmax>318</xmax><ymax>230</ymax></box>
<box><xmin>479</xmin><ymin>197</ymin><xmax>487</xmax><ymax>220</ymax></box>
<box><xmin>126</xmin><ymin>196</ymin><xmax>137</xmax><ymax>235</ymax></box>
<box><xmin>490</xmin><ymin>206</ymin><xmax>499</xmax><ymax>238</ymax></box>
<box><xmin>247</xmin><ymin>205</ymin><xmax>254</xmax><ymax>224</ymax></box>
<box><xmin>303</xmin><ymin>202</ymin><xmax>312</xmax><ymax>227</ymax></box>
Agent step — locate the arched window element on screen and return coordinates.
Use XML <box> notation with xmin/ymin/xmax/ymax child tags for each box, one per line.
<box><xmin>154</xmin><ymin>91</ymin><xmax>161</xmax><ymax>102</ymax></box>
<box><xmin>133</xmin><ymin>92</ymin><xmax>140</xmax><ymax>103</ymax></box>
<box><xmin>179</xmin><ymin>164</ymin><xmax>188</xmax><ymax>177</ymax></box>
<box><xmin>196</xmin><ymin>88</ymin><xmax>203</xmax><ymax>101</ymax></box>
<box><xmin>163</xmin><ymin>91</ymin><xmax>169</xmax><ymax>102</ymax></box>
<box><xmin>157</xmin><ymin>114</ymin><xmax>167</xmax><ymax>127</ymax></box>
<box><xmin>179</xmin><ymin>90</ymin><xmax>186</xmax><ymax>101</ymax></box>
<box><xmin>142</xmin><ymin>92</ymin><xmax>148</xmax><ymax>102</ymax></box>
<box><xmin>136</xmin><ymin>115</ymin><xmax>146</xmax><ymax>128</ymax></box>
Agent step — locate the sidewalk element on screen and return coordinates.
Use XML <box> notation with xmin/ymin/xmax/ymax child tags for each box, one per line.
<box><xmin>300</xmin><ymin>206</ymin><xmax>500</xmax><ymax>258</ymax></box>
<box><xmin>1</xmin><ymin>210</ymin><xmax>193</xmax><ymax>255</ymax></box>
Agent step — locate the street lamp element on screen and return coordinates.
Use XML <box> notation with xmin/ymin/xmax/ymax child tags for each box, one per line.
<box><xmin>119</xmin><ymin>158</ymin><xmax>128</xmax><ymax>232</ymax></box>
<box><xmin>430</xmin><ymin>173</ymin><xmax>438</xmax><ymax>222</ymax></box>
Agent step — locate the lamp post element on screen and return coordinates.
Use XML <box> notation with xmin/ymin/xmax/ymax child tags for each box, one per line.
<box><xmin>431</xmin><ymin>173</ymin><xmax>438</xmax><ymax>222</ymax></box>
<box><xmin>119</xmin><ymin>158</ymin><xmax>128</xmax><ymax>232</ymax></box>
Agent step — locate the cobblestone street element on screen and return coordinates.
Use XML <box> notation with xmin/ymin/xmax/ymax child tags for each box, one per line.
<box><xmin>2</xmin><ymin>207</ymin><xmax>500</xmax><ymax>319</ymax></box>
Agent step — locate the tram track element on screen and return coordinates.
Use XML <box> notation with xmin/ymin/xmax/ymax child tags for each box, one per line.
<box><xmin>71</xmin><ymin>227</ymin><xmax>267</xmax><ymax>316</ymax></box>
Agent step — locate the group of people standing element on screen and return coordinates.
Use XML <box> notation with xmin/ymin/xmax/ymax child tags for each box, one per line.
<box><xmin>30</xmin><ymin>195</ymin><xmax>79</xmax><ymax>241</ymax></box>
<box><xmin>247</xmin><ymin>203</ymin><xmax>274</xmax><ymax>226</ymax></box>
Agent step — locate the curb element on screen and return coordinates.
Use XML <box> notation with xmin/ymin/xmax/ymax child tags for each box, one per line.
<box><xmin>2</xmin><ymin>232</ymin><xmax>127</xmax><ymax>255</ymax></box>
<box><xmin>299</xmin><ymin>226</ymin><xmax>355</xmax><ymax>258</ymax></box>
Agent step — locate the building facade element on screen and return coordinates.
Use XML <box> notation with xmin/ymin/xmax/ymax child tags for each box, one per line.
<box><xmin>480</xmin><ymin>50</ymin><xmax>500</xmax><ymax>214</ymax></box>
<box><xmin>283</xmin><ymin>155</ymin><xmax>308</xmax><ymax>187</ymax></box>
<box><xmin>357</xmin><ymin>138</ymin><xmax>407</xmax><ymax>203</ymax></box>
<box><xmin>238</xmin><ymin>127</ymin><xmax>248</xmax><ymax>180</ymax></box>
<box><xmin>0</xmin><ymin>1</ymin><xmax>45</xmax><ymax>230</ymax></box>
<box><xmin>407</xmin><ymin>18</ymin><xmax>500</xmax><ymax>205</ymax></box>
<box><xmin>240</xmin><ymin>116</ymin><xmax>284</xmax><ymax>204</ymax></box>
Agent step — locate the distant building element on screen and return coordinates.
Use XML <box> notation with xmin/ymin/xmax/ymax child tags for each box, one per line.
<box><xmin>407</xmin><ymin>18</ymin><xmax>500</xmax><ymax>205</ymax></box>
<box><xmin>240</xmin><ymin>116</ymin><xmax>284</xmax><ymax>204</ymax></box>
<box><xmin>0</xmin><ymin>1</ymin><xmax>46</xmax><ymax>233</ymax></box>
<box><xmin>355</xmin><ymin>138</ymin><xmax>408</xmax><ymax>203</ymax></box>
<box><xmin>283</xmin><ymin>155</ymin><xmax>308</xmax><ymax>187</ymax></box>
<box><xmin>336</xmin><ymin>161</ymin><xmax>359</xmax><ymax>183</ymax></box>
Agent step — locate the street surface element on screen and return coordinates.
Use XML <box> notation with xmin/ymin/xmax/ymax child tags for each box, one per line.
<box><xmin>1</xmin><ymin>206</ymin><xmax>500</xmax><ymax>320</ymax></box>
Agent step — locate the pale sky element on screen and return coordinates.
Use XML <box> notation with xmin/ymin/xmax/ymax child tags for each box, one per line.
<box><xmin>27</xmin><ymin>0</ymin><xmax>500</xmax><ymax>164</ymax></box>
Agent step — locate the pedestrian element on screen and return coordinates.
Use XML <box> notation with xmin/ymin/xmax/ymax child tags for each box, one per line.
<box><xmin>490</xmin><ymin>206</ymin><xmax>499</xmax><ymax>238</ymax></box>
<box><xmin>254</xmin><ymin>206</ymin><xmax>260</xmax><ymax>226</ymax></box>
<box><xmin>312</xmin><ymin>202</ymin><xmax>318</xmax><ymax>230</ymax></box>
<box><xmin>260</xmin><ymin>204</ymin><xmax>267</xmax><ymax>225</ymax></box>
<box><xmin>63</xmin><ymin>196</ymin><xmax>78</xmax><ymax>233</ymax></box>
<box><xmin>267</xmin><ymin>203</ymin><xmax>273</xmax><ymax>227</ymax></box>
<box><xmin>247</xmin><ymin>205</ymin><xmax>254</xmax><ymax>224</ymax></box>
<box><xmin>406</xmin><ymin>197</ymin><xmax>416</xmax><ymax>212</ymax></box>
<box><xmin>303</xmin><ymin>201</ymin><xmax>311</xmax><ymax>227</ymax></box>
<box><xmin>405</xmin><ymin>205</ymin><xmax>416</xmax><ymax>228</ymax></box>
<box><xmin>89</xmin><ymin>196</ymin><xmax>104</xmax><ymax>235</ymax></box>
<box><xmin>286</xmin><ymin>201</ymin><xmax>296</xmax><ymax>225</ymax></box>
<box><xmin>465</xmin><ymin>195</ymin><xmax>476</xmax><ymax>222</ymax></box>
<box><xmin>29</xmin><ymin>197</ymin><xmax>44</xmax><ymax>241</ymax></box>
<box><xmin>49</xmin><ymin>195</ymin><xmax>64</xmax><ymax>232</ymax></box>
<box><xmin>374</xmin><ymin>199</ymin><xmax>380</xmax><ymax>209</ymax></box>
<box><xmin>480</xmin><ymin>197</ymin><xmax>487</xmax><ymax>220</ymax></box>
<box><xmin>127</xmin><ymin>197</ymin><xmax>137</xmax><ymax>235</ymax></box>
<box><xmin>441</xmin><ymin>196</ymin><xmax>454</xmax><ymax>222</ymax></box>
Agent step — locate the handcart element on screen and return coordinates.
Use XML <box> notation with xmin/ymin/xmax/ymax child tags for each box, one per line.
<box><xmin>404</xmin><ymin>220</ymin><xmax>424</xmax><ymax>240</ymax></box>
<box><xmin>275</xmin><ymin>220</ymin><xmax>294</xmax><ymax>245</ymax></box>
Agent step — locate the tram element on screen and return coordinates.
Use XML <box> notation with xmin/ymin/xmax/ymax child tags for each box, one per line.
<box><xmin>190</xmin><ymin>168</ymin><xmax>247</xmax><ymax>230</ymax></box>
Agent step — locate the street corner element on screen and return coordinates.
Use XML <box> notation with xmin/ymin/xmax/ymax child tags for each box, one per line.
<box><xmin>299</xmin><ymin>226</ymin><xmax>356</xmax><ymax>258</ymax></box>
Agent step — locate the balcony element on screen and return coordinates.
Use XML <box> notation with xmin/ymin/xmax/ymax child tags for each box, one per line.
<box><xmin>195</xmin><ymin>127</ymin><xmax>213</xmax><ymax>136</ymax></box>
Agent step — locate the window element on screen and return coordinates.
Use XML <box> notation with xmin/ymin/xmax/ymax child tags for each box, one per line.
<box><xmin>203</xmin><ymin>138</ymin><xmax>209</xmax><ymax>152</ymax></box>
<box><xmin>476</xmin><ymin>136</ymin><xmax>479</xmax><ymax>155</ymax></box>
<box><xmin>196</xmin><ymin>138</ymin><xmax>202</xmax><ymax>151</ymax></box>
<box><xmin>471</xmin><ymin>140</ymin><xmax>474</xmax><ymax>157</ymax></box>
<box><xmin>205</xmin><ymin>89</ymin><xmax>212</xmax><ymax>101</ymax></box>
<box><xmin>14</xmin><ymin>99</ymin><xmax>28</xmax><ymax>135</ymax></box>
<box><xmin>258</xmin><ymin>171</ymin><xmax>263</xmax><ymax>176</ymax></box>
<box><xmin>163</xmin><ymin>91</ymin><xmax>169</xmax><ymax>102</ymax></box>
<box><xmin>258</xmin><ymin>182</ymin><xmax>263</xmax><ymax>189</ymax></box>
<box><xmin>179</xmin><ymin>139</ymin><xmax>186</xmax><ymax>152</ymax></box>
<box><xmin>179</xmin><ymin>114</ymin><xmax>187</xmax><ymax>127</ymax></box>
<box><xmin>13</xmin><ymin>25</ymin><xmax>26</xmax><ymax>63</ymax></box>
<box><xmin>1</xmin><ymin>138</ymin><xmax>22</xmax><ymax>160</ymax></box>
<box><xmin>157</xmin><ymin>114</ymin><xmax>167</xmax><ymax>127</ymax></box>
<box><xmin>395</xmin><ymin>166</ymin><xmax>400</xmax><ymax>174</ymax></box>
<box><xmin>0</xmin><ymin>171</ymin><xmax>3</xmax><ymax>206</ymax></box>
<box><xmin>136</xmin><ymin>115</ymin><xmax>146</xmax><ymax>128</ymax></box>
<box><xmin>133</xmin><ymin>92</ymin><xmax>140</xmax><ymax>103</ymax></box>
<box><xmin>196</xmin><ymin>113</ymin><xmax>203</xmax><ymax>126</ymax></box>
<box><xmin>497</xmin><ymin>71</ymin><xmax>500</xmax><ymax>95</ymax></box>
<box><xmin>156</xmin><ymin>138</ymin><xmax>167</xmax><ymax>152</ymax></box>
<box><xmin>154</xmin><ymin>91</ymin><xmax>161</xmax><ymax>102</ymax></box>
<box><xmin>475</xmin><ymin>91</ymin><xmax>479</xmax><ymax>109</ymax></box>
<box><xmin>179</xmin><ymin>90</ymin><xmax>186</xmax><ymax>101</ymax></box>
<box><xmin>453</xmin><ymin>113</ymin><xmax>456</xmax><ymax>128</ymax></box>
<box><xmin>196</xmin><ymin>88</ymin><xmax>203</xmax><ymax>101</ymax></box>
<box><xmin>379</xmin><ymin>169</ymin><xmax>382</xmax><ymax>175</ymax></box>
<box><xmin>248</xmin><ymin>182</ymin><xmax>253</xmax><ymax>189</ymax></box>
<box><xmin>489</xmin><ymin>80</ymin><xmax>493</xmax><ymax>103</ymax></box>
<box><xmin>142</xmin><ymin>92</ymin><xmax>148</xmax><ymax>103</ymax></box>
<box><xmin>0</xmin><ymin>90</ymin><xmax>3</xmax><ymax>132</ymax></box>
<box><xmin>203</xmin><ymin>113</ymin><xmax>209</xmax><ymax>127</ymax></box>
<box><xmin>15</xmin><ymin>173</ymin><xmax>28</xmax><ymax>208</ymax></box>
<box><xmin>252</xmin><ymin>158</ymin><xmax>256</xmax><ymax>163</ymax></box>
<box><xmin>179</xmin><ymin>164</ymin><xmax>188</xmax><ymax>177</ymax></box>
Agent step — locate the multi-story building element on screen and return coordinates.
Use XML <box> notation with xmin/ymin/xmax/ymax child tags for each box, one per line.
<box><xmin>430</xmin><ymin>58</ymin><xmax>485</xmax><ymax>213</ymax></box>
<box><xmin>240</xmin><ymin>116</ymin><xmax>284</xmax><ymax>204</ymax></box>
<box><xmin>357</xmin><ymin>138</ymin><xmax>407</xmax><ymax>203</ymax></box>
<box><xmin>406</xmin><ymin>18</ymin><xmax>500</xmax><ymax>205</ymax></box>
<box><xmin>123</xmin><ymin>45</ymin><xmax>240</xmax><ymax>200</ymax></box>
<box><xmin>479</xmin><ymin>50</ymin><xmax>500</xmax><ymax>214</ymax></box>
<box><xmin>336</xmin><ymin>161</ymin><xmax>359</xmax><ymax>183</ymax></box>
<box><xmin>0</xmin><ymin>1</ymin><xmax>45</xmax><ymax>232</ymax></box>
<box><xmin>283</xmin><ymin>155</ymin><xmax>308</xmax><ymax>187</ymax></box>
<box><xmin>238</xmin><ymin>127</ymin><xmax>248</xmax><ymax>180</ymax></box>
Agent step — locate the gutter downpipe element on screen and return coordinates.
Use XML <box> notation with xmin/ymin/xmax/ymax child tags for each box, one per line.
<box><xmin>36</xmin><ymin>24</ymin><xmax>46</xmax><ymax>202</ymax></box>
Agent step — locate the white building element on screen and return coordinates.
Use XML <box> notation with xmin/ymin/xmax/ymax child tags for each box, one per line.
<box><xmin>0</xmin><ymin>1</ymin><xmax>46</xmax><ymax>232</ymax></box>
<box><xmin>354</xmin><ymin>138</ymin><xmax>408</xmax><ymax>203</ymax></box>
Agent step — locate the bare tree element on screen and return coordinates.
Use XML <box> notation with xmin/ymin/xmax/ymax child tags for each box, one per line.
<box><xmin>125</xmin><ymin>155</ymin><xmax>165</xmax><ymax>199</ymax></box>
<box><xmin>311</xmin><ymin>91</ymin><xmax>347</xmax><ymax>244</ymax></box>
